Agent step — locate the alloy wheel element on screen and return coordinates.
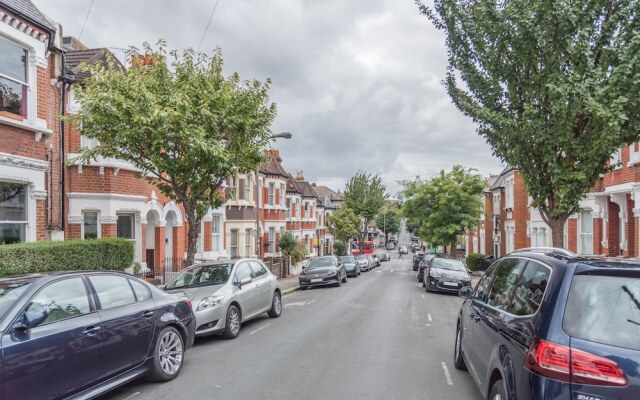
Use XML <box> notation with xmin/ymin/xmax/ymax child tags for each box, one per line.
<box><xmin>229</xmin><ymin>307</ymin><xmax>240</xmax><ymax>335</ymax></box>
<box><xmin>274</xmin><ymin>293</ymin><xmax>282</xmax><ymax>314</ymax></box>
<box><xmin>158</xmin><ymin>330</ymin><xmax>183</xmax><ymax>375</ymax></box>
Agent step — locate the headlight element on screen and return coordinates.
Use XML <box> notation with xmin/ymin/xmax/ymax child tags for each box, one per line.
<box><xmin>430</xmin><ymin>270</ymin><xmax>441</xmax><ymax>278</ymax></box>
<box><xmin>326</xmin><ymin>270</ymin><xmax>337</xmax><ymax>277</ymax></box>
<box><xmin>197</xmin><ymin>295</ymin><xmax>225</xmax><ymax>311</ymax></box>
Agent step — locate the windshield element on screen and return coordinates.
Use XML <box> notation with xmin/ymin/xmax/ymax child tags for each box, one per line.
<box><xmin>339</xmin><ymin>256</ymin><xmax>355</xmax><ymax>263</ymax></box>
<box><xmin>166</xmin><ymin>263</ymin><xmax>234</xmax><ymax>289</ymax></box>
<box><xmin>432</xmin><ymin>258</ymin><xmax>466</xmax><ymax>272</ymax></box>
<box><xmin>307</xmin><ymin>257</ymin><xmax>336</xmax><ymax>268</ymax></box>
<box><xmin>564</xmin><ymin>275</ymin><xmax>640</xmax><ymax>351</ymax></box>
<box><xmin>0</xmin><ymin>281</ymin><xmax>32</xmax><ymax>320</ymax></box>
<box><xmin>355</xmin><ymin>255</ymin><xmax>366</xmax><ymax>260</ymax></box>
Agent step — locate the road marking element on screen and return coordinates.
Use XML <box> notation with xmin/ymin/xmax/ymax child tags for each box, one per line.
<box><xmin>390</xmin><ymin>269</ymin><xmax>394</xmax><ymax>273</ymax></box>
<box><xmin>284</xmin><ymin>301</ymin><xmax>307</xmax><ymax>308</ymax></box>
<box><xmin>249</xmin><ymin>323</ymin><xmax>271</xmax><ymax>335</ymax></box>
<box><xmin>442</xmin><ymin>362</ymin><xmax>453</xmax><ymax>385</ymax></box>
<box><xmin>122</xmin><ymin>393</ymin><xmax>141</xmax><ymax>400</ymax></box>
<box><xmin>418</xmin><ymin>284</ymin><xmax>422</xmax><ymax>288</ymax></box>
<box><xmin>422</xmin><ymin>295</ymin><xmax>425</xmax><ymax>299</ymax></box>
<box><xmin>332</xmin><ymin>288</ymin><xmax>339</xmax><ymax>291</ymax></box>
<box><xmin>425</xmin><ymin>324</ymin><xmax>431</xmax><ymax>327</ymax></box>
<box><xmin>307</xmin><ymin>299</ymin><xmax>316</xmax><ymax>305</ymax></box>
<box><xmin>428</xmin><ymin>314</ymin><xmax>432</xmax><ymax>321</ymax></box>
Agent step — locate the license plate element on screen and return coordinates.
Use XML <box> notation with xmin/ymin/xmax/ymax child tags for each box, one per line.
<box><xmin>311</xmin><ymin>278</ymin><xmax>323</xmax><ymax>283</ymax></box>
<box><xmin>443</xmin><ymin>281</ymin><xmax>458</xmax><ymax>287</ymax></box>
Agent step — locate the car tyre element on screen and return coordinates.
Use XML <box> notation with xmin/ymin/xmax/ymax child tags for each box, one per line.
<box><xmin>300</xmin><ymin>285</ymin><xmax>308</xmax><ymax>290</ymax></box>
<box><xmin>222</xmin><ymin>304</ymin><xmax>241</xmax><ymax>339</ymax></box>
<box><xmin>147</xmin><ymin>326</ymin><xmax>184</xmax><ymax>382</ymax></box>
<box><xmin>425</xmin><ymin>281</ymin><xmax>431</xmax><ymax>292</ymax></box>
<box><xmin>488</xmin><ymin>379</ymin><xmax>507</xmax><ymax>400</ymax></box>
<box><xmin>335</xmin><ymin>277</ymin><xmax>341</xmax><ymax>287</ymax></box>
<box><xmin>268</xmin><ymin>291</ymin><xmax>282</xmax><ymax>318</ymax></box>
<box><xmin>453</xmin><ymin>323</ymin><xmax>467</xmax><ymax>370</ymax></box>
<box><xmin>342</xmin><ymin>273</ymin><xmax>348</xmax><ymax>283</ymax></box>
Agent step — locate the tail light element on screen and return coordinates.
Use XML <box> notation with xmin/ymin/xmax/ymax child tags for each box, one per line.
<box><xmin>525</xmin><ymin>338</ymin><xmax>628</xmax><ymax>387</ymax></box>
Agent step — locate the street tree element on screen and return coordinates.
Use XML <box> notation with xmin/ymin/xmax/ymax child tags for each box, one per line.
<box><xmin>326</xmin><ymin>207</ymin><xmax>361</xmax><ymax>249</ymax></box>
<box><xmin>67</xmin><ymin>43</ymin><xmax>277</xmax><ymax>265</ymax></box>
<box><xmin>375</xmin><ymin>206</ymin><xmax>401</xmax><ymax>244</ymax></box>
<box><xmin>343</xmin><ymin>171</ymin><xmax>389</xmax><ymax>237</ymax></box>
<box><xmin>279</xmin><ymin>231</ymin><xmax>306</xmax><ymax>270</ymax></box>
<box><xmin>419</xmin><ymin>0</ymin><xmax>640</xmax><ymax>247</ymax></box>
<box><xmin>401</xmin><ymin>165</ymin><xmax>485</xmax><ymax>252</ymax></box>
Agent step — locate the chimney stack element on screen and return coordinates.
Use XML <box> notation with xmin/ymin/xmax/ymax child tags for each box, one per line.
<box><xmin>295</xmin><ymin>170</ymin><xmax>305</xmax><ymax>182</ymax></box>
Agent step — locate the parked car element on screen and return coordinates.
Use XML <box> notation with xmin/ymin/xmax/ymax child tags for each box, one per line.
<box><xmin>418</xmin><ymin>253</ymin><xmax>452</xmax><ymax>283</ymax></box>
<box><xmin>386</xmin><ymin>242</ymin><xmax>396</xmax><ymax>250</ymax></box>
<box><xmin>399</xmin><ymin>245</ymin><xmax>408</xmax><ymax>254</ymax></box>
<box><xmin>372</xmin><ymin>254</ymin><xmax>381</xmax><ymax>267</ymax></box>
<box><xmin>355</xmin><ymin>254</ymin><xmax>370</xmax><ymax>271</ymax></box>
<box><xmin>424</xmin><ymin>257</ymin><xmax>472</xmax><ymax>293</ymax></box>
<box><xmin>0</xmin><ymin>271</ymin><xmax>195</xmax><ymax>400</ymax></box>
<box><xmin>378</xmin><ymin>252</ymin><xmax>391</xmax><ymax>262</ymax></box>
<box><xmin>413</xmin><ymin>251</ymin><xmax>425</xmax><ymax>271</ymax></box>
<box><xmin>339</xmin><ymin>255</ymin><xmax>360</xmax><ymax>277</ymax></box>
<box><xmin>366</xmin><ymin>254</ymin><xmax>376</xmax><ymax>269</ymax></box>
<box><xmin>411</xmin><ymin>242</ymin><xmax>420</xmax><ymax>253</ymax></box>
<box><xmin>299</xmin><ymin>256</ymin><xmax>347</xmax><ymax>289</ymax></box>
<box><xmin>165</xmin><ymin>259</ymin><xmax>281</xmax><ymax>338</ymax></box>
<box><xmin>455</xmin><ymin>248</ymin><xmax>640</xmax><ymax>400</ymax></box>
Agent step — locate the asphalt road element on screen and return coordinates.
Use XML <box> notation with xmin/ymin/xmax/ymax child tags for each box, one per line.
<box><xmin>101</xmin><ymin>253</ymin><xmax>483</xmax><ymax>400</ymax></box>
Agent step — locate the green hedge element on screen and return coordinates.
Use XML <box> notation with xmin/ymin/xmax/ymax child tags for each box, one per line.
<box><xmin>0</xmin><ymin>238</ymin><xmax>134</xmax><ymax>277</ymax></box>
<box><xmin>466</xmin><ymin>253</ymin><xmax>486</xmax><ymax>271</ymax></box>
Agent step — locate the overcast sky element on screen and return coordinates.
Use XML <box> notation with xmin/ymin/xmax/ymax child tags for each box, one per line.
<box><xmin>35</xmin><ymin>0</ymin><xmax>502</xmax><ymax>196</ymax></box>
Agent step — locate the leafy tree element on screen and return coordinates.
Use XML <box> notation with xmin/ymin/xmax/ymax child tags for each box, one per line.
<box><xmin>343</xmin><ymin>172</ymin><xmax>389</xmax><ymax>237</ymax></box>
<box><xmin>279</xmin><ymin>231</ymin><xmax>306</xmax><ymax>270</ymax></box>
<box><xmin>326</xmin><ymin>207</ymin><xmax>361</xmax><ymax>247</ymax></box>
<box><xmin>375</xmin><ymin>205</ymin><xmax>401</xmax><ymax>244</ymax></box>
<box><xmin>333</xmin><ymin>239</ymin><xmax>346</xmax><ymax>256</ymax></box>
<box><xmin>67</xmin><ymin>43</ymin><xmax>277</xmax><ymax>265</ymax></box>
<box><xmin>419</xmin><ymin>0</ymin><xmax>640</xmax><ymax>247</ymax></box>
<box><xmin>401</xmin><ymin>165</ymin><xmax>485</xmax><ymax>252</ymax></box>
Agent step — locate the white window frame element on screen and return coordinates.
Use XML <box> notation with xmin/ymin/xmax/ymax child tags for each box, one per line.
<box><xmin>82</xmin><ymin>210</ymin><xmax>100</xmax><ymax>239</ymax></box>
<box><xmin>0</xmin><ymin>36</ymin><xmax>29</xmax><ymax>118</ymax></box>
<box><xmin>245</xmin><ymin>175</ymin><xmax>251</xmax><ymax>203</ymax></box>
<box><xmin>268</xmin><ymin>227</ymin><xmax>275</xmax><ymax>253</ymax></box>
<box><xmin>116</xmin><ymin>213</ymin><xmax>136</xmax><ymax>240</ymax></box>
<box><xmin>268</xmin><ymin>182</ymin><xmax>275</xmax><ymax>206</ymax></box>
<box><xmin>212</xmin><ymin>216</ymin><xmax>220</xmax><ymax>252</ymax></box>
<box><xmin>230</xmin><ymin>229</ymin><xmax>238</xmax><ymax>258</ymax></box>
<box><xmin>579</xmin><ymin>211</ymin><xmax>594</xmax><ymax>255</ymax></box>
<box><xmin>280</xmin><ymin>184</ymin><xmax>285</xmax><ymax>206</ymax></box>
<box><xmin>245</xmin><ymin>228</ymin><xmax>252</xmax><ymax>256</ymax></box>
<box><xmin>285</xmin><ymin>198</ymin><xmax>291</xmax><ymax>218</ymax></box>
<box><xmin>0</xmin><ymin>181</ymin><xmax>28</xmax><ymax>243</ymax></box>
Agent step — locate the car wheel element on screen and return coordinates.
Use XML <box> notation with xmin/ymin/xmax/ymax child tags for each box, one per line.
<box><xmin>300</xmin><ymin>285</ymin><xmax>308</xmax><ymax>290</ymax></box>
<box><xmin>147</xmin><ymin>326</ymin><xmax>184</xmax><ymax>382</ymax></box>
<box><xmin>342</xmin><ymin>273</ymin><xmax>348</xmax><ymax>283</ymax></box>
<box><xmin>222</xmin><ymin>304</ymin><xmax>241</xmax><ymax>339</ymax></box>
<box><xmin>488</xmin><ymin>379</ymin><xmax>507</xmax><ymax>400</ymax></box>
<box><xmin>335</xmin><ymin>277</ymin><xmax>341</xmax><ymax>287</ymax></box>
<box><xmin>453</xmin><ymin>323</ymin><xmax>467</xmax><ymax>370</ymax></box>
<box><xmin>268</xmin><ymin>291</ymin><xmax>282</xmax><ymax>318</ymax></box>
<box><xmin>425</xmin><ymin>281</ymin><xmax>431</xmax><ymax>292</ymax></box>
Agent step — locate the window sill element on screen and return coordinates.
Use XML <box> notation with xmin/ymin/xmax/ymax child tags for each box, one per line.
<box><xmin>0</xmin><ymin>115</ymin><xmax>52</xmax><ymax>139</ymax></box>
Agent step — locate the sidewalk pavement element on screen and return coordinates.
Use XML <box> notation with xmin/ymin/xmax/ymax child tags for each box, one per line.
<box><xmin>279</xmin><ymin>260</ymin><xmax>304</xmax><ymax>296</ymax></box>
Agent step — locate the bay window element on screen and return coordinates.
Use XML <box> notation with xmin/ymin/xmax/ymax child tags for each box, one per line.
<box><xmin>83</xmin><ymin>211</ymin><xmax>99</xmax><ymax>239</ymax></box>
<box><xmin>0</xmin><ymin>181</ymin><xmax>26</xmax><ymax>244</ymax></box>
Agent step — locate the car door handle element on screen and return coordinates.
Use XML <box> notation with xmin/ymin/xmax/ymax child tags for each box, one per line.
<box><xmin>142</xmin><ymin>310</ymin><xmax>155</xmax><ymax>318</ymax></box>
<box><xmin>83</xmin><ymin>326</ymin><xmax>101</xmax><ymax>335</ymax></box>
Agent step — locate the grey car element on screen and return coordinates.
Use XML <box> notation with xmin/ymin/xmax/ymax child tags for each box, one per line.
<box><xmin>164</xmin><ymin>259</ymin><xmax>281</xmax><ymax>338</ymax></box>
<box><xmin>354</xmin><ymin>254</ymin><xmax>370</xmax><ymax>271</ymax></box>
<box><xmin>299</xmin><ymin>256</ymin><xmax>348</xmax><ymax>289</ymax></box>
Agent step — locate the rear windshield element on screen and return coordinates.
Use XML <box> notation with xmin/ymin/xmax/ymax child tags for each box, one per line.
<box><xmin>563</xmin><ymin>275</ymin><xmax>640</xmax><ymax>351</ymax></box>
<box><xmin>308</xmin><ymin>257</ymin><xmax>335</xmax><ymax>268</ymax></box>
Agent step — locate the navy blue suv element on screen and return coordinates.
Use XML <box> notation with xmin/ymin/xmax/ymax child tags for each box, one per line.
<box><xmin>455</xmin><ymin>248</ymin><xmax>639</xmax><ymax>400</ymax></box>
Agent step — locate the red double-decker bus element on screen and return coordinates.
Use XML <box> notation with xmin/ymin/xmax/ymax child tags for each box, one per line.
<box><xmin>351</xmin><ymin>240</ymin><xmax>375</xmax><ymax>256</ymax></box>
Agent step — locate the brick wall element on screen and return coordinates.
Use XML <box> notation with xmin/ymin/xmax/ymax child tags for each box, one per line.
<box><xmin>607</xmin><ymin>200</ymin><xmax>620</xmax><ymax>256</ymax></box>
<box><xmin>568</xmin><ymin>219</ymin><xmax>577</xmax><ymax>253</ymax></box>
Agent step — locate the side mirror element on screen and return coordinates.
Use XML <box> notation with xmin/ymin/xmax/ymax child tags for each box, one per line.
<box><xmin>459</xmin><ymin>286</ymin><xmax>473</xmax><ymax>299</ymax></box>
<box><xmin>239</xmin><ymin>276</ymin><xmax>252</xmax><ymax>288</ymax></box>
<box><xmin>15</xmin><ymin>303</ymin><xmax>49</xmax><ymax>331</ymax></box>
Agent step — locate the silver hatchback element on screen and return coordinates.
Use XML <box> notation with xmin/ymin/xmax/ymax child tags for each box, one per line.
<box><xmin>164</xmin><ymin>259</ymin><xmax>281</xmax><ymax>338</ymax></box>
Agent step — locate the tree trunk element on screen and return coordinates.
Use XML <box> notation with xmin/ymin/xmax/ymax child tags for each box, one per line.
<box><xmin>548</xmin><ymin>216</ymin><xmax>568</xmax><ymax>249</ymax></box>
<box><xmin>185</xmin><ymin>210</ymin><xmax>202</xmax><ymax>267</ymax></box>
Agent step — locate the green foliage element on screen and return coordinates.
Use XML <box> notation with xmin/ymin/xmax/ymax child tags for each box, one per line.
<box><xmin>333</xmin><ymin>239</ymin><xmax>346</xmax><ymax>256</ymax></box>
<box><xmin>326</xmin><ymin>207</ymin><xmax>361</xmax><ymax>243</ymax></box>
<box><xmin>375</xmin><ymin>205</ymin><xmax>401</xmax><ymax>244</ymax></box>
<box><xmin>401</xmin><ymin>165</ymin><xmax>486</xmax><ymax>248</ymax></box>
<box><xmin>465</xmin><ymin>253</ymin><xmax>485</xmax><ymax>271</ymax></box>
<box><xmin>420</xmin><ymin>0</ymin><xmax>640</xmax><ymax>245</ymax></box>
<box><xmin>279</xmin><ymin>231</ymin><xmax>306</xmax><ymax>263</ymax></box>
<box><xmin>0</xmin><ymin>238</ymin><xmax>134</xmax><ymax>277</ymax></box>
<box><xmin>343</xmin><ymin>171</ymin><xmax>389</xmax><ymax>233</ymax></box>
<box><xmin>66</xmin><ymin>41</ymin><xmax>277</xmax><ymax>264</ymax></box>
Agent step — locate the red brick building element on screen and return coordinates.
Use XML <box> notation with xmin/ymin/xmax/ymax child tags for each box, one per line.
<box><xmin>0</xmin><ymin>0</ymin><xmax>62</xmax><ymax>244</ymax></box>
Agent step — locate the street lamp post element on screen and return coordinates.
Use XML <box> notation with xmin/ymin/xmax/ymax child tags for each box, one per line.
<box><xmin>255</xmin><ymin>132</ymin><xmax>293</xmax><ymax>258</ymax></box>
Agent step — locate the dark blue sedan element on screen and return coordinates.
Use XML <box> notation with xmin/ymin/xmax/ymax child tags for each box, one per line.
<box><xmin>455</xmin><ymin>248</ymin><xmax>639</xmax><ymax>400</ymax></box>
<box><xmin>0</xmin><ymin>271</ymin><xmax>195</xmax><ymax>399</ymax></box>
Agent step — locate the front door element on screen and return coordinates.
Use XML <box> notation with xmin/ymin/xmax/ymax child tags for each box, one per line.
<box><xmin>249</xmin><ymin>260</ymin><xmax>274</xmax><ymax>312</ymax></box>
<box><xmin>87</xmin><ymin>275</ymin><xmax>155</xmax><ymax>378</ymax></box>
<box><xmin>2</xmin><ymin>277</ymin><xmax>104</xmax><ymax>400</ymax></box>
<box><xmin>232</xmin><ymin>262</ymin><xmax>261</xmax><ymax>319</ymax></box>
